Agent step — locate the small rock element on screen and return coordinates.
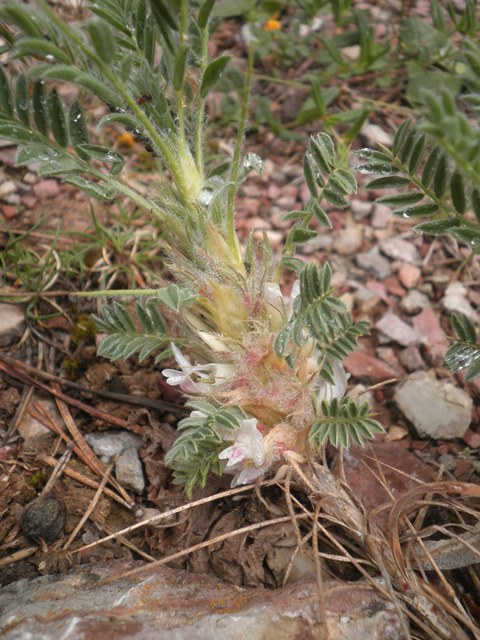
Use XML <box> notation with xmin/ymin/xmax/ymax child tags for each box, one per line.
<box><xmin>376</xmin><ymin>347</ymin><xmax>404</xmax><ymax>375</ymax></box>
<box><xmin>384</xmin><ymin>275</ymin><xmax>405</xmax><ymax>297</ymax></box>
<box><xmin>394</xmin><ymin>372</ymin><xmax>473</xmax><ymax>439</ymax></box>
<box><xmin>33</xmin><ymin>179</ymin><xmax>60</xmax><ymax>199</ymax></box>
<box><xmin>333</xmin><ymin>224</ymin><xmax>363</xmax><ymax>255</ymax></box>
<box><xmin>384</xmin><ymin>425</ymin><xmax>409</xmax><ymax>442</ymax></box>
<box><xmin>1</xmin><ymin>205</ymin><xmax>18</xmax><ymax>219</ymax></box>
<box><xmin>266</xmin><ymin>541</ymin><xmax>316</xmax><ymax>584</ymax></box>
<box><xmin>376</xmin><ymin>311</ymin><xmax>420</xmax><ymax>346</ymax></box>
<box><xmin>398</xmin><ymin>346</ymin><xmax>425</xmax><ymax>372</ymax></box>
<box><xmin>22</xmin><ymin>172</ymin><xmax>38</xmax><ymax>185</ymax></box>
<box><xmin>354</xmin><ymin>287</ymin><xmax>382</xmax><ymax>313</ymax></box>
<box><xmin>0</xmin><ymin>180</ymin><xmax>16</xmax><ymax>199</ymax></box>
<box><xmin>398</xmin><ymin>263</ymin><xmax>421</xmax><ymax>289</ymax></box>
<box><xmin>463</xmin><ymin>429</ymin><xmax>480</xmax><ymax>449</ymax></box>
<box><xmin>344</xmin><ymin>351</ymin><xmax>401</xmax><ymax>382</ymax></box>
<box><xmin>243</xmin><ymin>216</ymin><xmax>271</xmax><ymax>231</ymax></box>
<box><xmin>20</xmin><ymin>195</ymin><xmax>37</xmax><ymax>209</ymax></box>
<box><xmin>399</xmin><ymin>290</ymin><xmax>430</xmax><ymax>315</ymax></box>
<box><xmin>412</xmin><ymin>307</ymin><xmax>449</xmax><ymax>366</ymax></box>
<box><xmin>339</xmin><ymin>292</ymin><xmax>354</xmax><ymax>313</ymax></box>
<box><xmin>276</xmin><ymin>195</ymin><xmax>296</xmax><ymax>210</ymax></box>
<box><xmin>441</xmin><ymin>283</ymin><xmax>478</xmax><ymax>323</ymax></box>
<box><xmin>297</xmin><ymin>234</ymin><xmax>333</xmax><ymax>254</ymax></box>
<box><xmin>350</xmin><ymin>198</ymin><xmax>372</xmax><ymax>221</ymax></box>
<box><xmin>454</xmin><ymin>458</ymin><xmax>473</xmax><ymax>479</ymax></box>
<box><xmin>445</xmin><ymin>281</ymin><xmax>467</xmax><ymax>297</ymax></box>
<box><xmin>85</xmin><ymin>430</ymin><xmax>143</xmax><ymax>463</ymax></box>
<box><xmin>356</xmin><ymin>246</ymin><xmax>392</xmax><ymax>279</ymax></box>
<box><xmin>3</xmin><ymin>193</ymin><xmax>20</xmax><ymax>206</ymax></box>
<box><xmin>379</xmin><ymin>237</ymin><xmax>420</xmax><ymax>264</ymax></box>
<box><xmin>115</xmin><ymin>448</ymin><xmax>145</xmax><ymax>494</ymax></box>
<box><xmin>437</xmin><ymin>453</ymin><xmax>457</xmax><ymax>472</ymax></box>
<box><xmin>347</xmin><ymin>383</ymin><xmax>374</xmax><ymax>409</ymax></box>
<box><xmin>0</xmin><ymin>304</ymin><xmax>25</xmax><ymax>347</ymax></box>
<box><xmin>263</xmin><ymin>229</ymin><xmax>283</xmax><ymax>248</ymax></box>
<box><xmin>242</xmin><ymin>197</ymin><xmax>261</xmax><ymax>216</ymax></box>
<box><xmin>270</xmin><ymin>207</ymin><xmax>291</xmax><ymax>229</ymax></box>
<box><xmin>342</xmin><ymin>44</ymin><xmax>360</xmax><ymax>60</ymax></box>
<box><xmin>22</xmin><ymin>496</ymin><xmax>67</xmax><ymax>543</ymax></box>
<box><xmin>19</xmin><ymin>397</ymin><xmax>59</xmax><ymax>443</ymax></box>
<box><xmin>371</xmin><ymin>204</ymin><xmax>391</xmax><ymax>229</ymax></box>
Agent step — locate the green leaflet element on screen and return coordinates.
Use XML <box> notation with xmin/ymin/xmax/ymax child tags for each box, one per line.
<box><xmin>32</xmin><ymin>80</ymin><xmax>49</xmax><ymax>136</ymax></box>
<box><xmin>13</xmin><ymin>38</ymin><xmax>72</xmax><ymax>64</ymax></box>
<box><xmin>94</xmin><ymin>298</ymin><xmax>168</xmax><ymax>361</ymax></box>
<box><xmin>200</xmin><ymin>56</ymin><xmax>232</xmax><ymax>98</ymax></box>
<box><xmin>62</xmin><ymin>176</ymin><xmax>116</xmax><ymax>201</ymax></box>
<box><xmin>309</xmin><ymin>398</ymin><xmax>384</xmax><ymax>448</ymax></box>
<box><xmin>47</xmin><ymin>87</ymin><xmax>68</xmax><ymax>147</ymax></box>
<box><xmin>173</xmin><ymin>45</ymin><xmax>189</xmax><ymax>91</ymax></box>
<box><xmin>78</xmin><ymin>144</ymin><xmax>124</xmax><ymax>176</ymax></box>
<box><xmin>0</xmin><ymin>66</ymin><xmax>13</xmax><ymax>115</ymax></box>
<box><xmin>68</xmin><ymin>101</ymin><xmax>90</xmax><ymax>159</ymax></box>
<box><xmin>14</xmin><ymin>73</ymin><xmax>29</xmax><ymax>126</ymax></box>
<box><xmin>88</xmin><ymin>19</ymin><xmax>116</xmax><ymax>62</ymax></box>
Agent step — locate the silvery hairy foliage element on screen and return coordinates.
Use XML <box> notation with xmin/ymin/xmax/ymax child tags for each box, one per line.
<box><xmin>0</xmin><ymin>0</ymin><xmax>383</xmax><ymax>495</ymax></box>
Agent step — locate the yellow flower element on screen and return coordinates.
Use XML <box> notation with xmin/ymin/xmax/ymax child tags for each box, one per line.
<box><xmin>116</xmin><ymin>131</ymin><xmax>135</xmax><ymax>147</ymax></box>
<box><xmin>263</xmin><ymin>18</ymin><xmax>282</xmax><ymax>32</ymax></box>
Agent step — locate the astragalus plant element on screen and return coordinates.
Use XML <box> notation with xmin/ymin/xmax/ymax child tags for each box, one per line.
<box><xmin>0</xmin><ymin>0</ymin><xmax>382</xmax><ymax>496</ymax></box>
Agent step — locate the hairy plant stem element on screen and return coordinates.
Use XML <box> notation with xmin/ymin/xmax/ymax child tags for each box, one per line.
<box><xmin>226</xmin><ymin>46</ymin><xmax>254</xmax><ymax>263</ymax></box>
<box><xmin>176</xmin><ymin>0</ymin><xmax>189</xmax><ymax>150</ymax></box>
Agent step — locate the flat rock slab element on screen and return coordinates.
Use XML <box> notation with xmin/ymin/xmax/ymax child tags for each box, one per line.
<box><xmin>0</xmin><ymin>561</ymin><xmax>403</xmax><ymax>640</ymax></box>
<box><xmin>394</xmin><ymin>372</ymin><xmax>473</xmax><ymax>439</ymax></box>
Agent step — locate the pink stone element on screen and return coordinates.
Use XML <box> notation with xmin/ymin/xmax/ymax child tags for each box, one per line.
<box><xmin>398</xmin><ymin>262</ymin><xmax>421</xmax><ymax>289</ymax></box>
<box><xmin>20</xmin><ymin>195</ymin><xmax>37</xmax><ymax>209</ymax></box>
<box><xmin>384</xmin><ymin>275</ymin><xmax>405</xmax><ymax>297</ymax></box>
<box><xmin>412</xmin><ymin>307</ymin><xmax>449</xmax><ymax>366</ymax></box>
<box><xmin>33</xmin><ymin>179</ymin><xmax>60</xmax><ymax>199</ymax></box>
<box><xmin>463</xmin><ymin>429</ymin><xmax>480</xmax><ymax>449</ymax></box>
<box><xmin>242</xmin><ymin>197</ymin><xmax>261</xmax><ymax>216</ymax></box>
<box><xmin>375</xmin><ymin>311</ymin><xmax>420</xmax><ymax>346</ymax></box>
<box><xmin>267</xmin><ymin>184</ymin><xmax>281</xmax><ymax>199</ymax></box>
<box><xmin>243</xmin><ymin>216</ymin><xmax>271</xmax><ymax>231</ymax></box>
<box><xmin>2</xmin><ymin>205</ymin><xmax>18</xmax><ymax>219</ymax></box>
<box><xmin>345</xmin><ymin>351</ymin><xmax>401</xmax><ymax>382</ymax></box>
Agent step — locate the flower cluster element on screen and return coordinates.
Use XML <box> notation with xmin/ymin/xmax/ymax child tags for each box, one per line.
<box><xmin>162</xmin><ymin>277</ymin><xmax>350</xmax><ymax>487</ymax></box>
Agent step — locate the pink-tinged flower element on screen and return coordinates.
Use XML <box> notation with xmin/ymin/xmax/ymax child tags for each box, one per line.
<box><xmin>162</xmin><ymin>344</ymin><xmax>236</xmax><ymax>394</ymax></box>
<box><xmin>162</xmin><ymin>343</ymin><xmax>211</xmax><ymax>394</ymax></box>
<box><xmin>219</xmin><ymin>417</ymin><xmax>267</xmax><ymax>486</ymax></box>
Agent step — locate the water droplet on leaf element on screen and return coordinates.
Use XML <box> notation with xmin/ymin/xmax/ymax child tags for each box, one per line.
<box><xmin>242</xmin><ymin>153</ymin><xmax>264</xmax><ymax>174</ymax></box>
<box><xmin>357</xmin><ymin>163</ymin><xmax>374</xmax><ymax>175</ymax></box>
<box><xmin>359</xmin><ymin>148</ymin><xmax>373</xmax><ymax>158</ymax></box>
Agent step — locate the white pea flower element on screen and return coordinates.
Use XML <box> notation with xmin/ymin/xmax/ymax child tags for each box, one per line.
<box><xmin>162</xmin><ymin>343</ymin><xmax>235</xmax><ymax>393</ymax></box>
<box><xmin>219</xmin><ymin>417</ymin><xmax>268</xmax><ymax>486</ymax></box>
